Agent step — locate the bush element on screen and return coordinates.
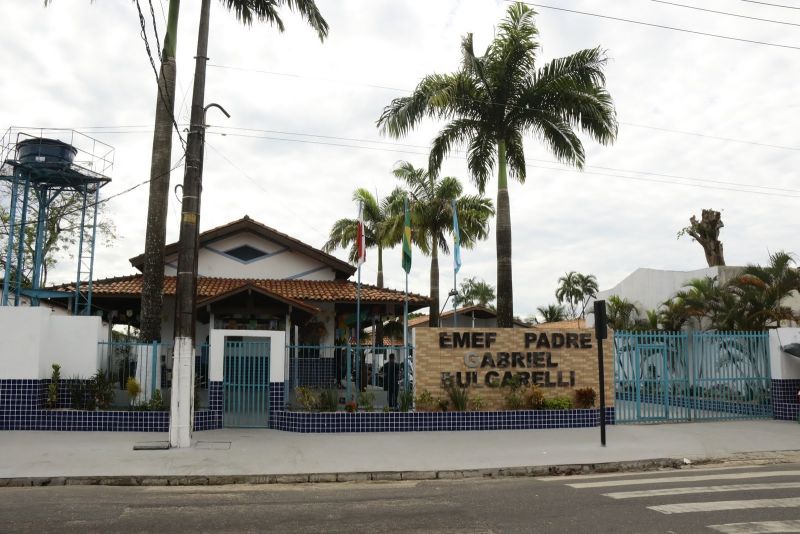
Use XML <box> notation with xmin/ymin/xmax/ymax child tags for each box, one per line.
<box><xmin>126</xmin><ymin>377</ymin><xmax>141</xmax><ymax>405</ymax></box>
<box><xmin>295</xmin><ymin>386</ymin><xmax>317</xmax><ymax>411</ymax></box>
<box><xmin>344</xmin><ymin>399</ymin><xmax>357</xmax><ymax>413</ymax></box>
<box><xmin>68</xmin><ymin>376</ymin><xmax>86</xmax><ymax>410</ymax></box>
<box><xmin>523</xmin><ymin>386</ymin><xmax>545</xmax><ymax>410</ymax></box>
<box><xmin>503</xmin><ymin>375</ymin><xmax>524</xmax><ymax>410</ymax></box>
<box><xmin>469</xmin><ymin>394</ymin><xmax>485</xmax><ymax>411</ymax></box>
<box><xmin>574</xmin><ymin>387</ymin><xmax>597</xmax><ymax>409</ymax></box>
<box><xmin>92</xmin><ymin>371</ymin><xmax>114</xmax><ymax>410</ymax></box>
<box><xmin>399</xmin><ymin>388</ymin><xmax>413</xmax><ymax>412</ymax></box>
<box><xmin>437</xmin><ymin>398</ymin><xmax>450</xmax><ymax>412</ymax></box>
<box><xmin>415</xmin><ymin>390</ymin><xmax>437</xmax><ymax>412</ymax></box>
<box><xmin>318</xmin><ymin>389</ymin><xmax>338</xmax><ymax>412</ymax></box>
<box><xmin>148</xmin><ymin>389</ymin><xmax>166</xmax><ymax>411</ymax></box>
<box><xmin>446</xmin><ymin>383</ymin><xmax>469</xmax><ymax>411</ymax></box>
<box><xmin>358</xmin><ymin>390</ymin><xmax>375</xmax><ymax>412</ymax></box>
<box><xmin>47</xmin><ymin>364</ymin><xmax>61</xmax><ymax>409</ymax></box>
<box><xmin>543</xmin><ymin>396</ymin><xmax>574</xmax><ymax>410</ymax></box>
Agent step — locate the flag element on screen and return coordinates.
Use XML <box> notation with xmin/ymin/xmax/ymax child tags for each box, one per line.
<box><xmin>452</xmin><ymin>199</ymin><xmax>461</xmax><ymax>274</ymax></box>
<box><xmin>356</xmin><ymin>201</ymin><xmax>366</xmax><ymax>266</ymax></box>
<box><xmin>402</xmin><ymin>196</ymin><xmax>412</xmax><ymax>274</ymax></box>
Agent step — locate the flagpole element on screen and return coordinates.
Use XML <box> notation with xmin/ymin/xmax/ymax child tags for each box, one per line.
<box><xmin>401</xmin><ymin>196</ymin><xmax>411</xmax><ymax>395</ymax></box>
<box><xmin>355</xmin><ymin>200</ymin><xmax>363</xmax><ymax>395</ymax></box>
<box><xmin>452</xmin><ymin>199</ymin><xmax>459</xmax><ymax>328</ymax></box>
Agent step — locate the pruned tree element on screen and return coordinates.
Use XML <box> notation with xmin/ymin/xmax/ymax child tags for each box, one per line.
<box><xmin>679</xmin><ymin>209</ymin><xmax>726</xmax><ymax>267</ymax></box>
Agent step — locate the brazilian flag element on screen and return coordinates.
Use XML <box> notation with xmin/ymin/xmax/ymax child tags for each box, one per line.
<box><xmin>402</xmin><ymin>196</ymin><xmax>412</xmax><ymax>274</ymax></box>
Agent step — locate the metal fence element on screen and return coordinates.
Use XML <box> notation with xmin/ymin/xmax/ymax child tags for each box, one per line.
<box><xmin>614</xmin><ymin>330</ymin><xmax>772</xmax><ymax>423</ymax></box>
<box><xmin>285</xmin><ymin>344</ymin><xmax>412</xmax><ymax>411</ymax></box>
<box><xmin>97</xmin><ymin>341</ymin><xmax>210</xmax><ymax>408</ymax></box>
<box><xmin>223</xmin><ymin>340</ymin><xmax>270</xmax><ymax>428</ymax></box>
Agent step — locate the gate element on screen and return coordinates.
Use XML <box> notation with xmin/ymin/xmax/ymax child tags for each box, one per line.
<box><xmin>223</xmin><ymin>340</ymin><xmax>270</xmax><ymax>428</ymax></box>
<box><xmin>614</xmin><ymin>331</ymin><xmax>771</xmax><ymax>423</ymax></box>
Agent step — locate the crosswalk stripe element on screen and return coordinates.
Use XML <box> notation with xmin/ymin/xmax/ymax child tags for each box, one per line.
<box><xmin>707</xmin><ymin>519</ymin><xmax>800</xmax><ymax>533</ymax></box>
<box><xmin>535</xmin><ymin>464</ymin><xmax>765</xmax><ymax>482</ymax></box>
<box><xmin>649</xmin><ymin>497</ymin><xmax>800</xmax><ymax>515</ymax></box>
<box><xmin>568</xmin><ymin>470</ymin><xmax>800</xmax><ymax>489</ymax></box>
<box><xmin>603</xmin><ymin>482</ymin><xmax>800</xmax><ymax>499</ymax></box>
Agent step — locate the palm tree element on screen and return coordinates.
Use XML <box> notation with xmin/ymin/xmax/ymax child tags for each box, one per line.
<box><xmin>323</xmin><ymin>188</ymin><xmax>404</xmax><ymax>289</ymax></box>
<box><xmin>536</xmin><ymin>304</ymin><xmax>567</xmax><ymax>324</ymax></box>
<box><xmin>456</xmin><ymin>277</ymin><xmax>496</xmax><ymax>308</ymax></box>
<box><xmin>555</xmin><ymin>272</ymin><xmax>581</xmax><ymax>319</ymax></box>
<box><xmin>576</xmin><ymin>273</ymin><xmax>599</xmax><ymax>319</ymax></box>
<box><xmin>731</xmin><ymin>251</ymin><xmax>799</xmax><ymax>329</ymax></box>
<box><xmin>53</xmin><ymin>0</ymin><xmax>328</xmax><ymax>341</ymax></box>
<box><xmin>391</xmin><ymin>162</ymin><xmax>494</xmax><ymax>327</ymax></box>
<box><xmin>377</xmin><ymin>3</ymin><xmax>617</xmax><ymax>326</ymax></box>
<box><xmin>606</xmin><ymin>295</ymin><xmax>639</xmax><ymax>331</ymax></box>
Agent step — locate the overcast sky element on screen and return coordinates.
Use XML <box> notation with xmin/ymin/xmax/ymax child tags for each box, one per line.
<box><xmin>2</xmin><ymin>0</ymin><xmax>799</xmax><ymax>320</ymax></box>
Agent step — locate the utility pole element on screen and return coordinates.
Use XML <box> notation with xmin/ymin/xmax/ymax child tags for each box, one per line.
<box><xmin>170</xmin><ymin>0</ymin><xmax>211</xmax><ymax>449</ymax></box>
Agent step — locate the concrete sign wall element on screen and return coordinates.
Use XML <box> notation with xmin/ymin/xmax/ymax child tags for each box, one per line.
<box><xmin>415</xmin><ymin>328</ymin><xmax>614</xmax><ymax>410</ymax></box>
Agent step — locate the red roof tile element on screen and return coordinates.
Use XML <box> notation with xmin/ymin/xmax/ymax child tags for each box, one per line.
<box><xmin>57</xmin><ymin>275</ymin><xmax>429</xmax><ymax>307</ymax></box>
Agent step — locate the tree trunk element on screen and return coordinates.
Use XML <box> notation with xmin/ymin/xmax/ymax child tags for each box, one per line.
<box><xmin>495</xmin><ymin>140</ymin><xmax>513</xmax><ymax>327</ymax></box>
<box><xmin>140</xmin><ymin>0</ymin><xmax>181</xmax><ymax>342</ymax></box>
<box><xmin>428</xmin><ymin>235</ymin><xmax>440</xmax><ymax>327</ymax></box>
<box><xmin>687</xmin><ymin>209</ymin><xmax>725</xmax><ymax>267</ymax></box>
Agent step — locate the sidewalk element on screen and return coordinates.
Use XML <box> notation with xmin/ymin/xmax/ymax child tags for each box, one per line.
<box><xmin>1</xmin><ymin>420</ymin><xmax>799</xmax><ymax>483</ymax></box>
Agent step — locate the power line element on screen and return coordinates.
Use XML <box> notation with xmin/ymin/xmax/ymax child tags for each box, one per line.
<box><xmin>511</xmin><ymin>1</ymin><xmax>800</xmax><ymax>50</ymax></box>
<box><xmin>650</xmin><ymin>0</ymin><xmax>800</xmax><ymax>27</ymax></box>
<box><xmin>742</xmin><ymin>0</ymin><xmax>800</xmax><ymax>9</ymax></box>
<box><xmin>207</xmin><ymin>63</ymin><xmax>800</xmax><ymax>153</ymax></box>
<box><xmin>204</xmin><ymin>130</ymin><xmax>800</xmax><ymax>199</ymax></box>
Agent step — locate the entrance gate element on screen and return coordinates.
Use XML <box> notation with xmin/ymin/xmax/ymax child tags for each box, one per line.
<box><xmin>223</xmin><ymin>340</ymin><xmax>271</xmax><ymax>428</ymax></box>
<box><xmin>614</xmin><ymin>331</ymin><xmax>771</xmax><ymax>423</ymax></box>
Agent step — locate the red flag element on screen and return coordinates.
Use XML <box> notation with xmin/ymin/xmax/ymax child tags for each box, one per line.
<box><xmin>357</xmin><ymin>202</ymin><xmax>366</xmax><ymax>266</ymax></box>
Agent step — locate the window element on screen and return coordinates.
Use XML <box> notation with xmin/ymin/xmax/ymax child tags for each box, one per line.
<box><xmin>224</xmin><ymin>245</ymin><xmax>268</xmax><ymax>262</ymax></box>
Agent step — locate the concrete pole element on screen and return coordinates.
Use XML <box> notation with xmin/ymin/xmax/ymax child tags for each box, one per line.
<box><xmin>170</xmin><ymin>0</ymin><xmax>211</xmax><ymax>448</ymax></box>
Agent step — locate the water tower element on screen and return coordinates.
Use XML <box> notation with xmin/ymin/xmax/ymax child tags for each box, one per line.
<box><xmin>0</xmin><ymin>128</ymin><xmax>113</xmax><ymax>315</ymax></box>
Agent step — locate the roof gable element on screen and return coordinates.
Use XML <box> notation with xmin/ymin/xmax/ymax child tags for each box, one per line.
<box><xmin>129</xmin><ymin>216</ymin><xmax>356</xmax><ymax>279</ymax></box>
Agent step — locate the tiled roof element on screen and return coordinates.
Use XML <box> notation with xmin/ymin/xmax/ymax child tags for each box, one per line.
<box><xmin>409</xmin><ymin>305</ymin><xmax>531</xmax><ymax>328</ymax></box>
<box><xmin>56</xmin><ymin>275</ymin><xmax>429</xmax><ymax>306</ymax></box>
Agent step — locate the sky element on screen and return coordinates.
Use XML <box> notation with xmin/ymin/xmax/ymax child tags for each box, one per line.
<box><xmin>1</xmin><ymin>0</ymin><xmax>799</xmax><ymax>320</ymax></box>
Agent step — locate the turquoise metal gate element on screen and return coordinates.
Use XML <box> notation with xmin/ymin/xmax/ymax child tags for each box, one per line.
<box><xmin>614</xmin><ymin>331</ymin><xmax>771</xmax><ymax>423</ymax></box>
<box><xmin>223</xmin><ymin>340</ymin><xmax>271</xmax><ymax>428</ymax></box>
<box><xmin>614</xmin><ymin>332</ymin><xmax>690</xmax><ymax>423</ymax></box>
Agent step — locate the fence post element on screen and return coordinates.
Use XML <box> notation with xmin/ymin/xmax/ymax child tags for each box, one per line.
<box><xmin>151</xmin><ymin>341</ymin><xmax>158</xmax><ymax>395</ymax></box>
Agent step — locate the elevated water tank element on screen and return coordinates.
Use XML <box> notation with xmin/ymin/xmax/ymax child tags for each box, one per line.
<box><xmin>16</xmin><ymin>137</ymin><xmax>78</xmax><ymax>164</ymax></box>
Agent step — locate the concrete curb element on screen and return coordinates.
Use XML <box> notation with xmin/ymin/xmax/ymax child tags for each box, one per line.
<box><xmin>2</xmin><ymin>451</ymin><xmax>798</xmax><ymax>488</ymax></box>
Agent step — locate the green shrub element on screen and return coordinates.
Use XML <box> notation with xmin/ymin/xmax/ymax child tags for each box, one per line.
<box><xmin>399</xmin><ymin>388</ymin><xmax>413</xmax><ymax>412</ymax></box>
<box><xmin>68</xmin><ymin>376</ymin><xmax>85</xmax><ymax>410</ymax></box>
<box><xmin>574</xmin><ymin>387</ymin><xmax>597</xmax><ymax>409</ymax></box>
<box><xmin>295</xmin><ymin>386</ymin><xmax>317</xmax><ymax>411</ymax></box>
<box><xmin>47</xmin><ymin>364</ymin><xmax>61</xmax><ymax>409</ymax></box>
<box><xmin>446</xmin><ymin>383</ymin><xmax>469</xmax><ymax>412</ymax></box>
<box><xmin>437</xmin><ymin>398</ymin><xmax>450</xmax><ymax>412</ymax></box>
<box><xmin>358</xmin><ymin>390</ymin><xmax>375</xmax><ymax>412</ymax></box>
<box><xmin>469</xmin><ymin>394</ymin><xmax>485</xmax><ymax>411</ymax></box>
<box><xmin>318</xmin><ymin>389</ymin><xmax>338</xmax><ymax>412</ymax></box>
<box><xmin>523</xmin><ymin>386</ymin><xmax>545</xmax><ymax>410</ymax></box>
<box><xmin>543</xmin><ymin>396</ymin><xmax>574</xmax><ymax>410</ymax></box>
<box><xmin>92</xmin><ymin>371</ymin><xmax>114</xmax><ymax>410</ymax></box>
<box><xmin>148</xmin><ymin>389</ymin><xmax>166</xmax><ymax>411</ymax></box>
<box><xmin>415</xmin><ymin>390</ymin><xmax>437</xmax><ymax>412</ymax></box>
<box><xmin>505</xmin><ymin>391</ymin><xmax>524</xmax><ymax>410</ymax></box>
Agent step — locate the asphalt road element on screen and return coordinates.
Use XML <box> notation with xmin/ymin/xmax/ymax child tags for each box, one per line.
<box><xmin>2</xmin><ymin>463</ymin><xmax>800</xmax><ymax>533</ymax></box>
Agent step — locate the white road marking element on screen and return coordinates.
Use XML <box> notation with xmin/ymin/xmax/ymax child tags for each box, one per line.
<box><xmin>535</xmin><ymin>464</ymin><xmax>765</xmax><ymax>482</ymax></box>
<box><xmin>649</xmin><ymin>497</ymin><xmax>800</xmax><ymax>515</ymax></box>
<box><xmin>707</xmin><ymin>519</ymin><xmax>800</xmax><ymax>533</ymax></box>
<box><xmin>604</xmin><ymin>482</ymin><xmax>800</xmax><ymax>499</ymax></box>
<box><xmin>568</xmin><ymin>470</ymin><xmax>800</xmax><ymax>489</ymax></box>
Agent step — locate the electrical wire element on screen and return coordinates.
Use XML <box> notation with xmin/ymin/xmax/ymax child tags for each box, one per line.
<box><xmin>650</xmin><ymin>0</ymin><xmax>800</xmax><ymax>27</ymax></box>
<box><xmin>206</xmin><ymin>63</ymin><xmax>800</xmax><ymax>154</ymax></box>
<box><xmin>742</xmin><ymin>0</ymin><xmax>800</xmax><ymax>9</ymax></box>
<box><xmin>133</xmin><ymin>0</ymin><xmax>186</xmax><ymax>149</ymax></box>
<box><xmin>510</xmin><ymin>1</ymin><xmax>800</xmax><ymax>51</ymax></box>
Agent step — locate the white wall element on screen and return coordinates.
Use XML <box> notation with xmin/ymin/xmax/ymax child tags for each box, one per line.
<box><xmin>42</xmin><ymin>315</ymin><xmax>104</xmax><ymax>378</ymax></box>
<box><xmin>208</xmin><ymin>328</ymin><xmax>285</xmax><ymax>383</ymax></box>
<box><xmin>769</xmin><ymin>328</ymin><xmax>800</xmax><ymax>380</ymax></box>
<box><xmin>165</xmin><ymin>233</ymin><xmax>337</xmax><ymax>281</ymax></box>
<box><xmin>0</xmin><ymin>307</ymin><xmax>102</xmax><ymax>379</ymax></box>
<box><xmin>588</xmin><ymin>266</ymin><xmax>744</xmax><ymax>326</ymax></box>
